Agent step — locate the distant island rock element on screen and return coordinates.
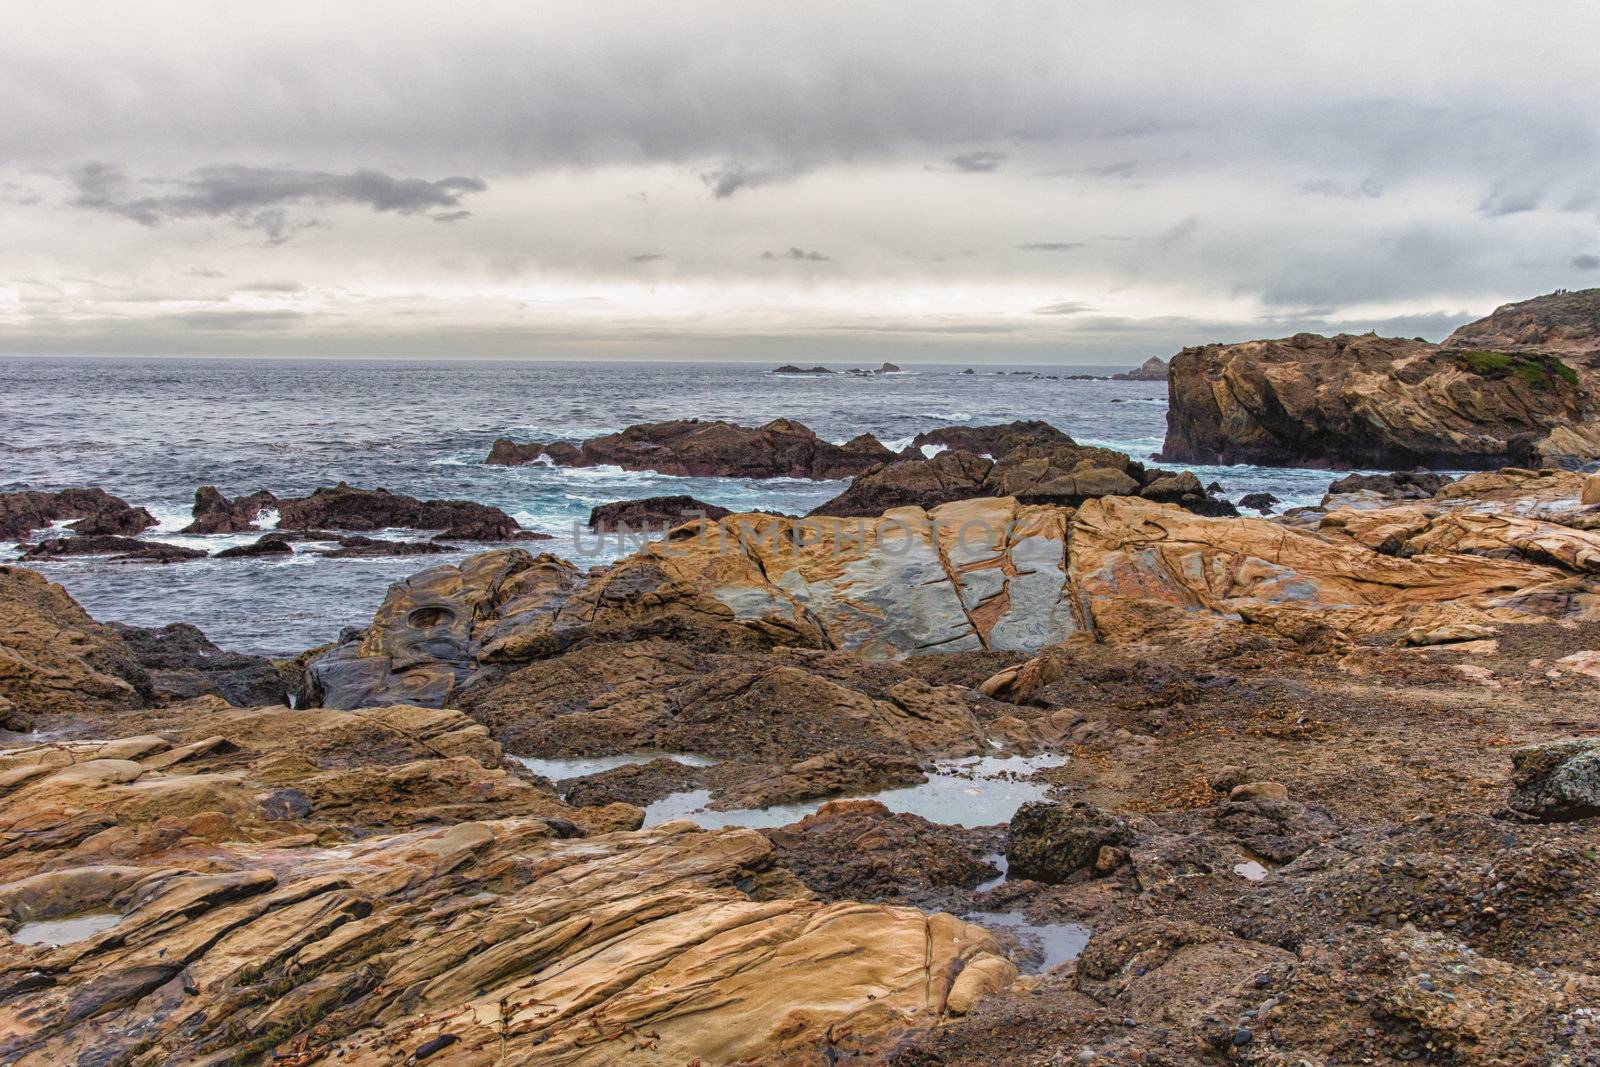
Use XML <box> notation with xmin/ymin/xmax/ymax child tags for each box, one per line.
<box><xmin>1159</xmin><ymin>288</ymin><xmax>1600</xmax><ymax>469</ymax></box>
<box><xmin>773</xmin><ymin>364</ymin><xmax>835</xmax><ymax>375</ymax></box>
<box><xmin>1111</xmin><ymin>356</ymin><xmax>1169</xmax><ymax>381</ymax></box>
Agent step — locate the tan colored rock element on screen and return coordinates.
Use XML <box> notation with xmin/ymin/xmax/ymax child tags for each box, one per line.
<box><xmin>947</xmin><ymin>952</ymin><xmax>1021</xmax><ymax>1014</ymax></box>
<box><xmin>1228</xmin><ymin>781</ymin><xmax>1289</xmax><ymax>803</ymax></box>
<box><xmin>1583</xmin><ymin>472</ymin><xmax>1600</xmax><ymax>506</ymax></box>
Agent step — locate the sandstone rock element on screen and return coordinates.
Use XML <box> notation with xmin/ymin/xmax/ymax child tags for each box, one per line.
<box><xmin>1441</xmin><ymin>286</ymin><xmax>1600</xmax><ymax>363</ymax></box>
<box><xmin>0</xmin><ymin>712</ymin><xmax>1004</xmax><ymax>1064</ymax></box>
<box><xmin>1161</xmin><ymin>329</ymin><xmax>1598</xmax><ymax>469</ymax></box>
<box><xmin>588</xmin><ymin>494</ymin><xmax>733</xmax><ymax>531</ymax></box>
<box><xmin>0</xmin><ymin>488</ymin><xmax>156</xmax><ymax>541</ymax></box>
<box><xmin>1507</xmin><ymin>739</ymin><xmax>1600</xmax><ymax>819</ymax></box>
<box><xmin>1403</xmin><ymin>623</ymin><xmax>1499</xmax><ymax>646</ymax></box>
<box><xmin>0</xmin><ymin>566</ymin><xmax>151</xmax><ymax>722</ymax></box>
<box><xmin>1006</xmin><ymin>801</ymin><xmax>1130</xmax><ymax>883</ymax></box>
<box><xmin>977</xmin><ymin>652</ymin><xmax>1062</xmax><ymax>704</ymax></box>
<box><xmin>1228</xmin><ymin>780</ymin><xmax>1289</xmax><ymax>803</ymax></box>
<box><xmin>1584</xmin><ymin>472</ymin><xmax>1600</xmax><ymax>505</ymax></box>
<box><xmin>20</xmin><ymin>536</ymin><xmax>205</xmax><ymax>563</ymax></box>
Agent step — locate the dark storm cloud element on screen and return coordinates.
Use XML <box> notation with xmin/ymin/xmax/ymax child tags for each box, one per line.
<box><xmin>67</xmin><ymin>163</ymin><xmax>487</xmax><ymax>242</ymax></box>
<box><xmin>1018</xmin><ymin>242</ymin><xmax>1084</xmax><ymax>252</ymax></box>
<box><xmin>1573</xmin><ymin>254</ymin><xmax>1600</xmax><ymax>270</ymax></box>
<box><xmin>948</xmin><ymin>151</ymin><xmax>1006</xmax><ymax>173</ymax></box>
<box><xmin>761</xmin><ymin>247</ymin><xmax>831</xmax><ymax>261</ymax></box>
<box><xmin>1034</xmin><ymin>301</ymin><xmax>1096</xmax><ymax>315</ymax></box>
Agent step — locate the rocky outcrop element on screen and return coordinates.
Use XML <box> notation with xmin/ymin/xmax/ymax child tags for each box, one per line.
<box><xmin>179</xmin><ymin>486</ymin><xmax>278</xmax><ymax>534</ymax></box>
<box><xmin>484</xmin><ymin>417</ymin><xmax>896</xmax><ymax>479</ymax></box>
<box><xmin>0</xmin><ymin>489</ymin><xmax>156</xmax><ymax>541</ymax></box>
<box><xmin>0</xmin><ymin>566</ymin><xmax>151</xmax><ymax>728</ymax></box>
<box><xmin>772</xmin><ymin>364</ymin><xmax>834</xmax><ymax>374</ymax></box>
<box><xmin>20</xmin><ymin>536</ymin><xmax>206</xmax><ymax>564</ymax></box>
<box><xmin>1442</xmin><ymin>286</ymin><xmax>1600</xmax><ymax>363</ymax></box>
<box><xmin>1161</xmin><ymin>330</ymin><xmax>1600</xmax><ymax>469</ymax></box>
<box><xmin>811</xmin><ymin>423</ymin><xmax>1236</xmax><ymax>518</ymax></box>
<box><xmin>1111</xmin><ymin>355</ymin><xmax>1168</xmax><ymax>381</ymax></box>
<box><xmin>107</xmin><ymin>622</ymin><xmax>287</xmax><ymax>707</ymax></box>
<box><xmin>0</xmin><ymin>703</ymin><xmax>1008</xmax><ymax>1065</ymax></box>
<box><xmin>308</xmin><ymin>474</ymin><xmax>1600</xmax><ymax>710</ymax></box>
<box><xmin>1006</xmin><ymin>801</ymin><xmax>1130</xmax><ymax>882</ymax></box>
<box><xmin>707</xmin><ymin>749</ymin><xmax>926</xmax><ymax>810</ymax></box>
<box><xmin>588</xmin><ymin>495</ymin><xmax>732</xmax><ymax>531</ymax></box>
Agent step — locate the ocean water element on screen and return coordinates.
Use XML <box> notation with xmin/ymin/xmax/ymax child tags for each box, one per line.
<box><xmin>2</xmin><ymin>356</ymin><xmax>1344</xmax><ymax>655</ymax></box>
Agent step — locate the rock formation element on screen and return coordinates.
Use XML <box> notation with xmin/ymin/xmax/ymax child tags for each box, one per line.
<box><xmin>1111</xmin><ymin>355</ymin><xmax>1168</xmax><ymax>381</ymax></box>
<box><xmin>1442</xmin><ymin>286</ymin><xmax>1600</xmax><ymax>363</ymax></box>
<box><xmin>588</xmin><ymin>495</ymin><xmax>732</xmax><ymax>530</ymax></box>
<box><xmin>176</xmin><ymin>484</ymin><xmax>528</xmax><ymax>540</ymax></box>
<box><xmin>20</xmin><ymin>535</ymin><xmax>207</xmax><ymax>564</ymax></box>
<box><xmin>484</xmin><ymin>418</ymin><xmax>896</xmax><ymax>479</ymax></box>
<box><xmin>1161</xmin><ymin>330</ymin><xmax>1599</xmax><ymax>469</ymax></box>
<box><xmin>811</xmin><ymin>421</ymin><xmax>1236</xmax><ymax>518</ymax></box>
<box><xmin>0</xmin><ymin>488</ymin><xmax>156</xmax><ymax>541</ymax></box>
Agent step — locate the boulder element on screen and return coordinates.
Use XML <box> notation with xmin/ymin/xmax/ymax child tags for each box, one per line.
<box><xmin>1507</xmin><ymin>739</ymin><xmax>1600</xmax><ymax>820</ymax></box>
<box><xmin>214</xmin><ymin>534</ymin><xmax>294</xmax><ymax>558</ymax></box>
<box><xmin>274</xmin><ymin>482</ymin><xmax>523</xmax><ymax>538</ymax></box>
<box><xmin>1584</xmin><ymin>472</ymin><xmax>1600</xmax><ymax>506</ymax></box>
<box><xmin>314</xmin><ymin>534</ymin><xmax>452</xmax><ymax>558</ymax></box>
<box><xmin>0</xmin><ymin>488</ymin><xmax>156</xmax><ymax>541</ymax></box>
<box><xmin>1005</xmin><ymin>801</ymin><xmax>1130</xmax><ymax>882</ymax></box>
<box><xmin>1237</xmin><ymin>491</ymin><xmax>1279</xmax><ymax>513</ymax></box>
<box><xmin>588</xmin><ymin>495</ymin><xmax>733</xmax><ymax>531</ymax></box>
<box><xmin>485</xmin><ymin>437</ymin><xmax>583</xmax><ymax>466</ymax></box>
<box><xmin>1161</xmin><ymin>326</ymin><xmax>1599</xmax><ymax>469</ymax></box>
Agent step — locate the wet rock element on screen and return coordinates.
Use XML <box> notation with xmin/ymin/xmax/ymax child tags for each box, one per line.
<box><xmin>588</xmin><ymin>495</ymin><xmax>733</xmax><ymax>531</ymax></box>
<box><xmin>1006</xmin><ymin>801</ymin><xmax>1131</xmax><ymax>883</ymax></box>
<box><xmin>19</xmin><ymin>535</ymin><xmax>206</xmax><ymax>563</ymax></box>
<box><xmin>0</xmin><ymin>488</ymin><xmax>156</xmax><ymax>541</ymax></box>
<box><xmin>314</xmin><ymin>534</ymin><xmax>452</xmax><ymax>558</ymax></box>
<box><xmin>1325</xmin><ymin>470</ymin><xmax>1450</xmax><ymax>503</ymax></box>
<box><xmin>773</xmin><ymin>364</ymin><xmax>834</xmax><ymax>374</ymax></box>
<box><xmin>1236</xmin><ymin>492</ymin><xmax>1279</xmax><ymax>513</ymax></box>
<box><xmin>106</xmin><ymin>622</ymin><xmax>286</xmax><ymax>706</ymax></box>
<box><xmin>274</xmin><ymin>482</ymin><xmax>524</xmax><ymax>539</ymax></box>
<box><xmin>178</xmin><ymin>486</ymin><xmax>278</xmax><ymax>534</ymax></box>
<box><xmin>557</xmin><ymin>757</ymin><xmax>708</xmax><ymax>808</ymax></box>
<box><xmin>1507</xmin><ymin>739</ymin><xmax>1600</xmax><ymax>820</ymax></box>
<box><xmin>484</xmin><ymin>437</ymin><xmax>584</xmax><ymax>466</ymax></box>
<box><xmin>214</xmin><ymin>534</ymin><xmax>293</xmax><ymax>558</ymax></box>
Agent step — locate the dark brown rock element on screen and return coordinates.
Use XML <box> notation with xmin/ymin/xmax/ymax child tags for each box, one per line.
<box><xmin>20</xmin><ymin>536</ymin><xmax>206</xmax><ymax>564</ymax></box>
<box><xmin>178</xmin><ymin>486</ymin><xmax>279</xmax><ymax>534</ymax></box>
<box><xmin>106</xmin><ymin>622</ymin><xmax>287</xmax><ymax>706</ymax></box>
<box><xmin>314</xmin><ymin>534</ymin><xmax>453</xmax><ymax>558</ymax></box>
<box><xmin>214</xmin><ymin>534</ymin><xmax>294</xmax><ymax>558</ymax></box>
<box><xmin>1005</xmin><ymin>800</ymin><xmax>1130</xmax><ymax>883</ymax></box>
<box><xmin>0</xmin><ymin>489</ymin><xmax>156</xmax><ymax>541</ymax></box>
<box><xmin>588</xmin><ymin>495</ymin><xmax>733</xmax><ymax>531</ymax></box>
<box><xmin>274</xmin><ymin>483</ymin><xmax>523</xmax><ymax>539</ymax></box>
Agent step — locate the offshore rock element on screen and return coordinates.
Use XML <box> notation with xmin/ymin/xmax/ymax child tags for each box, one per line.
<box><xmin>0</xmin><ymin>488</ymin><xmax>156</xmax><ymax>541</ymax></box>
<box><xmin>19</xmin><ymin>535</ymin><xmax>206</xmax><ymax>564</ymax></box>
<box><xmin>180</xmin><ymin>483</ymin><xmax>526</xmax><ymax>540</ymax></box>
<box><xmin>588</xmin><ymin>494</ymin><xmax>733</xmax><ymax>531</ymax></box>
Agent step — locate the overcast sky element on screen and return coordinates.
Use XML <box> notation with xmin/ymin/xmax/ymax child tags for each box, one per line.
<box><xmin>3</xmin><ymin>1</ymin><xmax>1599</xmax><ymax>363</ymax></box>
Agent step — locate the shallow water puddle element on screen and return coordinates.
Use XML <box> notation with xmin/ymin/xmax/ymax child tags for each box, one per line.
<box><xmin>643</xmin><ymin>752</ymin><xmax>1067</xmax><ymax>829</ymax></box>
<box><xmin>512</xmin><ymin>752</ymin><xmax>718</xmax><ymax>780</ymax></box>
<box><xmin>965</xmin><ymin>910</ymin><xmax>1092</xmax><ymax>973</ymax></box>
<box><xmin>12</xmin><ymin>911</ymin><xmax>121</xmax><ymax>946</ymax></box>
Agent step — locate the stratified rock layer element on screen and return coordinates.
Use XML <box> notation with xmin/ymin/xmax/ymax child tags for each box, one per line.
<box><xmin>1161</xmin><ymin>331</ymin><xmax>1599</xmax><ymax>469</ymax></box>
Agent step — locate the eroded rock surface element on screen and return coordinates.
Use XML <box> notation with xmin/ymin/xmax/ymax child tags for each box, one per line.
<box><xmin>0</xmin><ymin>488</ymin><xmax>156</xmax><ymax>541</ymax></box>
<box><xmin>1161</xmin><ymin>326</ymin><xmax>1600</xmax><ymax>469</ymax></box>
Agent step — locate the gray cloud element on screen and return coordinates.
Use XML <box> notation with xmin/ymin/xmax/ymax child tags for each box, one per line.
<box><xmin>948</xmin><ymin>151</ymin><xmax>1006</xmax><ymax>173</ymax></box>
<box><xmin>1034</xmin><ymin>301</ymin><xmax>1096</xmax><ymax>315</ymax></box>
<box><xmin>68</xmin><ymin>162</ymin><xmax>486</xmax><ymax>242</ymax></box>
<box><xmin>761</xmin><ymin>247</ymin><xmax>831</xmax><ymax>261</ymax></box>
<box><xmin>1573</xmin><ymin>254</ymin><xmax>1600</xmax><ymax>271</ymax></box>
<box><xmin>1477</xmin><ymin>183</ymin><xmax>1541</xmax><ymax>217</ymax></box>
<box><xmin>234</xmin><ymin>280</ymin><xmax>304</xmax><ymax>293</ymax></box>
<box><xmin>1300</xmin><ymin>177</ymin><xmax>1383</xmax><ymax>199</ymax></box>
<box><xmin>1157</xmin><ymin>216</ymin><xmax>1200</xmax><ymax>248</ymax></box>
<box><xmin>1088</xmin><ymin>160</ymin><xmax>1138</xmax><ymax>179</ymax></box>
<box><xmin>699</xmin><ymin>162</ymin><xmax>803</xmax><ymax>198</ymax></box>
<box><xmin>1018</xmin><ymin>242</ymin><xmax>1084</xmax><ymax>252</ymax></box>
<box><xmin>628</xmin><ymin>252</ymin><xmax>665</xmax><ymax>263</ymax></box>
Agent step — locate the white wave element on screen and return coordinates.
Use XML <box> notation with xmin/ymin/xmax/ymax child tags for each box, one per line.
<box><xmin>920</xmin><ymin>444</ymin><xmax>948</xmax><ymax>458</ymax></box>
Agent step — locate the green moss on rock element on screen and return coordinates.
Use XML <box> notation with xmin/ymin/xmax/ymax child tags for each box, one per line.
<box><xmin>1455</xmin><ymin>350</ymin><xmax>1579</xmax><ymax>392</ymax></box>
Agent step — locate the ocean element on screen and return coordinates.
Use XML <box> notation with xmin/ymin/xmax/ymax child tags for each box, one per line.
<box><xmin>2</xmin><ymin>356</ymin><xmax>1348</xmax><ymax>656</ymax></box>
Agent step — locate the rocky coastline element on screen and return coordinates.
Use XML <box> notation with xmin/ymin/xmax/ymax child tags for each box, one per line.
<box><xmin>6</xmin><ymin>443</ymin><xmax>1600</xmax><ymax>1062</ymax></box>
